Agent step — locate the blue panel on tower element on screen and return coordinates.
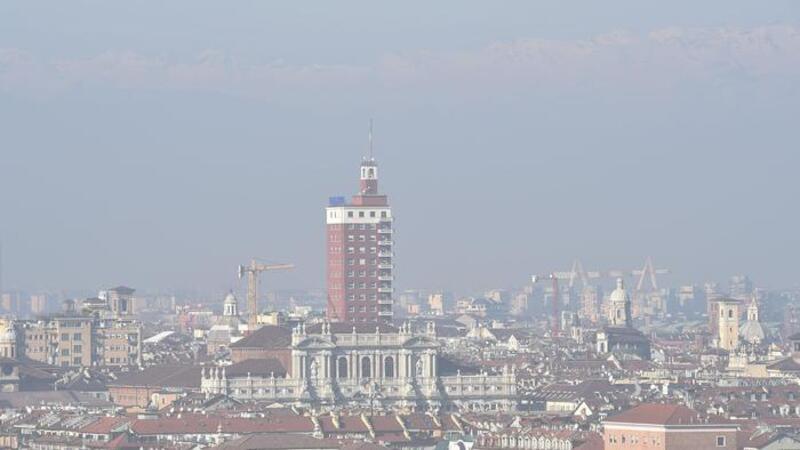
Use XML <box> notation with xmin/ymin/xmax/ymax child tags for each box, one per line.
<box><xmin>329</xmin><ymin>196</ymin><xmax>346</xmax><ymax>206</ymax></box>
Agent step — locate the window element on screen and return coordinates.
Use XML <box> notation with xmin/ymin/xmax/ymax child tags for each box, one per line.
<box><xmin>361</xmin><ymin>356</ymin><xmax>371</xmax><ymax>378</ymax></box>
<box><xmin>61</xmin><ymin>333</ymin><xmax>69</xmax><ymax>341</ymax></box>
<box><xmin>73</xmin><ymin>345</ymin><xmax>82</xmax><ymax>354</ymax></box>
<box><xmin>716</xmin><ymin>436</ymin><xmax>726</xmax><ymax>447</ymax></box>
<box><xmin>347</xmin><ymin>211</ymin><xmax>353</xmax><ymax>218</ymax></box>
<box><xmin>370</xmin><ymin>211</ymin><xmax>376</xmax><ymax>217</ymax></box>
<box><xmin>73</xmin><ymin>333</ymin><xmax>82</xmax><ymax>340</ymax></box>
<box><xmin>358</xmin><ymin>211</ymin><xmax>365</xmax><ymax>218</ymax></box>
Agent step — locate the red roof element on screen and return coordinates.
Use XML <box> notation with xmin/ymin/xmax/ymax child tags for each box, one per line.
<box><xmin>80</xmin><ymin>417</ymin><xmax>131</xmax><ymax>434</ymax></box>
<box><xmin>319</xmin><ymin>415</ymin><xmax>369</xmax><ymax>433</ymax></box>
<box><xmin>130</xmin><ymin>416</ymin><xmax>314</xmax><ymax>435</ymax></box>
<box><xmin>604</xmin><ymin>403</ymin><xmax>733</xmax><ymax>426</ymax></box>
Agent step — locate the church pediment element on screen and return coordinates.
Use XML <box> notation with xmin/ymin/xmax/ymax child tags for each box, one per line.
<box><xmin>402</xmin><ymin>336</ymin><xmax>440</xmax><ymax>348</ymax></box>
<box><xmin>295</xmin><ymin>336</ymin><xmax>336</xmax><ymax>349</ymax></box>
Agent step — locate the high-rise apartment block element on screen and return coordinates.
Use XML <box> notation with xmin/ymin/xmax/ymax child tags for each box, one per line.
<box><xmin>326</xmin><ymin>156</ymin><xmax>393</xmax><ymax>322</ymax></box>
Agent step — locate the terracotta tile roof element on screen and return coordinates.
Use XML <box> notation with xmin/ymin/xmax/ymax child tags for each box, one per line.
<box><xmin>131</xmin><ymin>416</ymin><xmax>316</xmax><ymax>435</ymax></box>
<box><xmin>79</xmin><ymin>416</ymin><xmax>131</xmax><ymax>434</ymax></box>
<box><xmin>340</xmin><ymin>442</ymin><xmax>390</xmax><ymax>450</ymax></box>
<box><xmin>369</xmin><ymin>415</ymin><xmax>404</xmax><ymax>433</ymax></box>
<box><xmin>319</xmin><ymin>415</ymin><xmax>369</xmax><ymax>433</ymax></box>
<box><xmin>231</xmin><ymin>326</ymin><xmax>293</xmax><ymax>349</ymax></box>
<box><xmin>605</xmin><ymin>403</ymin><xmax>733</xmax><ymax>426</ymax></box>
<box><xmin>401</xmin><ymin>414</ymin><xmax>438</xmax><ymax>431</ymax></box>
<box><xmin>573</xmin><ymin>432</ymin><xmax>604</xmax><ymax>450</ymax></box>
<box><xmin>214</xmin><ymin>434</ymin><xmax>341</xmax><ymax>450</ymax></box>
<box><xmin>440</xmin><ymin>415</ymin><xmax>462</xmax><ymax>431</ymax></box>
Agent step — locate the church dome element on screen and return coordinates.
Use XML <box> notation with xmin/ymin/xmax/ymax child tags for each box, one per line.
<box><xmin>741</xmin><ymin>319</ymin><xmax>766</xmax><ymax>344</ymax></box>
<box><xmin>609</xmin><ymin>278</ymin><xmax>629</xmax><ymax>304</ymax></box>
<box><xmin>224</xmin><ymin>292</ymin><xmax>237</xmax><ymax>305</ymax></box>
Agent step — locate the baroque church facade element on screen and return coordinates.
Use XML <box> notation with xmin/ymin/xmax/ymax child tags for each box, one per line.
<box><xmin>202</xmin><ymin>321</ymin><xmax>517</xmax><ymax>412</ymax></box>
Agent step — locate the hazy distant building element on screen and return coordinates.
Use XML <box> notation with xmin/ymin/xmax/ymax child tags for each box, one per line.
<box><xmin>729</xmin><ymin>274</ymin><xmax>753</xmax><ymax>301</ymax></box>
<box><xmin>428</xmin><ymin>293</ymin><xmax>446</xmax><ymax>316</ymax></box>
<box><xmin>710</xmin><ymin>299</ymin><xmax>740</xmax><ymax>351</ymax></box>
<box><xmin>1</xmin><ymin>293</ymin><xmax>15</xmax><ymax>314</ymax></box>
<box><xmin>581</xmin><ymin>285</ymin><xmax>601</xmax><ymax>324</ymax></box>
<box><xmin>510</xmin><ymin>293</ymin><xmax>529</xmax><ymax>316</ymax></box>
<box><xmin>326</xmin><ymin>155</ymin><xmax>393</xmax><ymax>323</ymax></box>
<box><xmin>106</xmin><ymin>286</ymin><xmax>135</xmax><ymax>317</ymax></box>
<box><xmin>30</xmin><ymin>294</ymin><xmax>48</xmax><ymax>316</ymax></box>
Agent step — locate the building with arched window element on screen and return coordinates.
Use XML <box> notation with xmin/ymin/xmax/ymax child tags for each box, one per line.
<box><xmin>203</xmin><ymin>320</ymin><xmax>517</xmax><ymax>411</ymax></box>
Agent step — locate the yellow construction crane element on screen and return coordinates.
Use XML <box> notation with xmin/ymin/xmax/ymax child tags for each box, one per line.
<box><xmin>238</xmin><ymin>259</ymin><xmax>294</xmax><ymax>330</ymax></box>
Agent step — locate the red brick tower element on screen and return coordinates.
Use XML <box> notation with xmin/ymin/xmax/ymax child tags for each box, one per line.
<box><xmin>326</xmin><ymin>137</ymin><xmax>393</xmax><ymax>322</ymax></box>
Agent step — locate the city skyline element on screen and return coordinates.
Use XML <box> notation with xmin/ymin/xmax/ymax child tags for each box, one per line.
<box><xmin>2</xmin><ymin>3</ymin><xmax>800</xmax><ymax>450</ymax></box>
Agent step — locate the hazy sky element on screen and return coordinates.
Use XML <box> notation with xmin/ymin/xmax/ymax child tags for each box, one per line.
<box><xmin>1</xmin><ymin>1</ymin><xmax>799</xmax><ymax>296</ymax></box>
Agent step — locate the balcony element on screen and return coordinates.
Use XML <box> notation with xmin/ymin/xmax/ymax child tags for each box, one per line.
<box><xmin>378</xmin><ymin>287</ymin><xmax>393</xmax><ymax>293</ymax></box>
<box><xmin>378</xmin><ymin>252</ymin><xmax>393</xmax><ymax>258</ymax></box>
<box><xmin>378</xmin><ymin>227</ymin><xmax>392</xmax><ymax>234</ymax></box>
<box><xmin>378</xmin><ymin>275</ymin><xmax>393</xmax><ymax>281</ymax></box>
<box><xmin>378</xmin><ymin>298</ymin><xmax>393</xmax><ymax>305</ymax></box>
<box><xmin>378</xmin><ymin>264</ymin><xmax>394</xmax><ymax>269</ymax></box>
<box><xmin>378</xmin><ymin>310</ymin><xmax>393</xmax><ymax>316</ymax></box>
<box><xmin>377</xmin><ymin>240</ymin><xmax>392</xmax><ymax>246</ymax></box>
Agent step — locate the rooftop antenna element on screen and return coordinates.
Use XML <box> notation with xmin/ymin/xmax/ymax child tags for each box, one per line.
<box><xmin>368</xmin><ymin>118</ymin><xmax>374</xmax><ymax>160</ymax></box>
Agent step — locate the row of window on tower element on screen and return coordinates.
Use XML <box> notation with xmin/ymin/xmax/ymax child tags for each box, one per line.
<box><xmin>329</xmin><ymin>246</ymin><xmax>385</xmax><ymax>255</ymax></box>
<box><xmin>348</xmin><ymin>305</ymin><xmax>379</xmax><ymax>314</ymax></box>
<box><xmin>345</xmin><ymin>210</ymin><xmax>388</xmax><ymax>219</ymax></box>
<box><xmin>328</xmin><ymin>270</ymin><xmax>388</xmax><ymax>279</ymax></box>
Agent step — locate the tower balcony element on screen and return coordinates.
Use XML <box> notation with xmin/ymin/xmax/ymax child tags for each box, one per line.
<box><xmin>378</xmin><ymin>275</ymin><xmax>393</xmax><ymax>281</ymax></box>
<box><xmin>378</xmin><ymin>263</ymin><xmax>394</xmax><ymax>269</ymax></box>
<box><xmin>378</xmin><ymin>251</ymin><xmax>393</xmax><ymax>258</ymax></box>
<box><xmin>378</xmin><ymin>298</ymin><xmax>393</xmax><ymax>305</ymax></box>
<box><xmin>378</xmin><ymin>227</ymin><xmax>392</xmax><ymax>234</ymax></box>
<box><xmin>378</xmin><ymin>310</ymin><xmax>393</xmax><ymax>316</ymax></box>
<box><xmin>378</xmin><ymin>287</ymin><xmax>393</xmax><ymax>293</ymax></box>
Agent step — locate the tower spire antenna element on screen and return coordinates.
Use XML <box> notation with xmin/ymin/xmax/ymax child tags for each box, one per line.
<box><xmin>368</xmin><ymin>118</ymin><xmax>373</xmax><ymax>160</ymax></box>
